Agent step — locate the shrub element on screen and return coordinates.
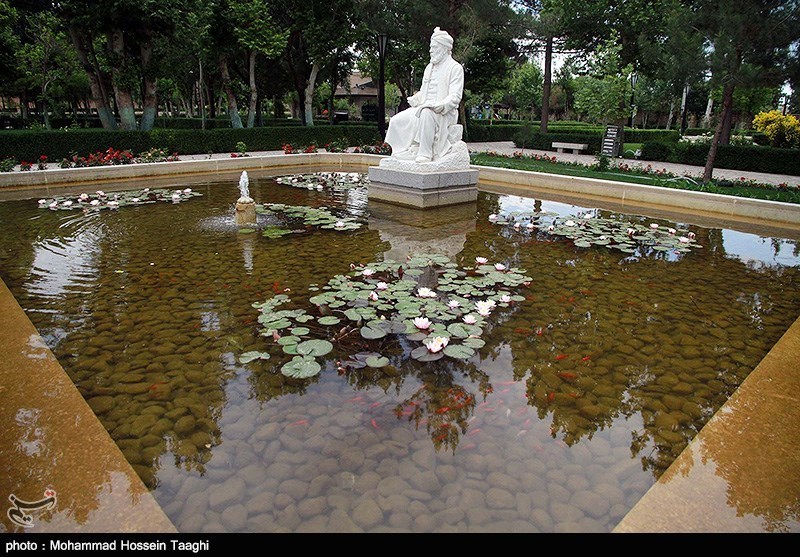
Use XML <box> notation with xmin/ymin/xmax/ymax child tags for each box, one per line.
<box><xmin>512</xmin><ymin>124</ymin><xmax>603</xmax><ymax>154</ymax></box>
<box><xmin>37</xmin><ymin>155</ymin><xmax>48</xmax><ymax>170</ymax></box>
<box><xmin>639</xmin><ymin>141</ymin><xmax>800</xmax><ymax>175</ymax></box>
<box><xmin>0</xmin><ymin>158</ymin><xmax>15</xmax><ymax>172</ymax></box>
<box><xmin>752</xmin><ymin>110</ymin><xmax>800</xmax><ymax>148</ymax></box>
<box><xmin>20</xmin><ymin>161</ymin><xmax>32</xmax><ymax>171</ymax></box>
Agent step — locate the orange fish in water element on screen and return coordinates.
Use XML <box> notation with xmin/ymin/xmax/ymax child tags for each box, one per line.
<box><xmin>555</xmin><ymin>354</ymin><xmax>569</xmax><ymax>361</ymax></box>
<box><xmin>434</xmin><ymin>433</ymin><xmax>447</xmax><ymax>442</ymax></box>
<box><xmin>514</xmin><ymin>327</ymin><xmax>533</xmax><ymax>335</ymax></box>
<box><xmin>467</xmin><ymin>428</ymin><xmax>482</xmax><ymax>437</ymax></box>
<box><xmin>536</xmin><ymin>328</ymin><xmax>544</xmax><ymax>336</ymax></box>
<box><xmin>291</xmin><ymin>419</ymin><xmax>308</xmax><ymax>426</ymax></box>
<box><xmin>436</xmin><ymin>407</ymin><xmax>450</xmax><ymax>414</ymax></box>
<box><xmin>371</xmin><ymin>419</ymin><xmax>379</xmax><ymax>429</ymax></box>
<box><xmin>567</xmin><ymin>392</ymin><xmax>580</xmax><ymax>398</ymax></box>
<box><xmin>272</xmin><ymin>281</ymin><xmax>283</xmax><ymax>294</ymax></box>
<box><xmin>581</xmin><ymin>355</ymin><xmax>591</xmax><ymax>362</ymax></box>
<box><xmin>558</xmin><ymin>372</ymin><xmax>576</xmax><ymax>380</ymax></box>
<box><xmin>547</xmin><ymin>392</ymin><xmax>555</xmax><ymax>402</ymax></box>
<box><xmin>580</xmin><ymin>289</ymin><xmax>593</xmax><ymax>295</ymax></box>
<box><xmin>369</xmin><ymin>402</ymin><xmax>381</xmax><ymax>409</ymax></box>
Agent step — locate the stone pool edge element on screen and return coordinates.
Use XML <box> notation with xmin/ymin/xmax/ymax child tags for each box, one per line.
<box><xmin>1</xmin><ymin>153</ymin><xmax>799</xmax><ymax>227</ymax></box>
<box><xmin>0</xmin><ymin>278</ymin><xmax>177</xmax><ymax>533</ymax></box>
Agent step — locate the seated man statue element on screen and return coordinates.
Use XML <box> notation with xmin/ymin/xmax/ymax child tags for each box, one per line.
<box><xmin>384</xmin><ymin>27</ymin><xmax>465</xmax><ymax>164</ymax></box>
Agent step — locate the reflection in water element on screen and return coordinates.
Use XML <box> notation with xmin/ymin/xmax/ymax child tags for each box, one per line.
<box><xmin>0</xmin><ymin>178</ymin><xmax>798</xmax><ymax>532</ymax></box>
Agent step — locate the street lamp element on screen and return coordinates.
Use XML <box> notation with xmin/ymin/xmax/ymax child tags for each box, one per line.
<box><xmin>377</xmin><ymin>33</ymin><xmax>389</xmax><ymax>139</ymax></box>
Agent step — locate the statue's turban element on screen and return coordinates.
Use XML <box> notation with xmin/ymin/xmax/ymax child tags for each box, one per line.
<box><xmin>431</xmin><ymin>27</ymin><xmax>453</xmax><ymax>49</ymax></box>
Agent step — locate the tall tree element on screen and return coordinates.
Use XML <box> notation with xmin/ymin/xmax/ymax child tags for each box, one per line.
<box><xmin>699</xmin><ymin>0</ymin><xmax>799</xmax><ymax>182</ymax></box>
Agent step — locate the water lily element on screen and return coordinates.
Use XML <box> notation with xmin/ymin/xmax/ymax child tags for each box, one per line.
<box><xmin>688</xmin><ymin>232</ymin><xmax>696</xmax><ymax>240</ymax></box>
<box><xmin>79</xmin><ymin>193</ymin><xmax>88</xmax><ymax>201</ymax></box>
<box><xmin>417</xmin><ymin>287</ymin><xmax>436</xmax><ymax>298</ymax></box>
<box><xmin>108</xmin><ymin>201</ymin><xmax>119</xmax><ymax>209</ymax></box>
<box><xmin>564</xmin><ymin>220</ymin><xmax>576</xmax><ymax>227</ymax></box>
<box><xmin>668</xmin><ymin>228</ymin><xmax>676</xmax><ymax>235</ymax></box>
<box><xmin>62</xmin><ymin>200</ymin><xmax>73</xmax><ymax>207</ymax></box>
<box><xmin>650</xmin><ymin>223</ymin><xmax>659</xmax><ymax>229</ymax></box>
<box><xmin>376</xmin><ymin>282</ymin><xmax>388</xmax><ymax>290</ymax></box>
<box><xmin>183</xmin><ymin>188</ymin><xmax>192</xmax><ymax>193</ymax></box>
<box><xmin>316</xmin><ymin>185</ymin><xmax>324</xmax><ymax>191</ymax></box>
<box><xmin>48</xmin><ymin>202</ymin><xmax>57</xmax><ymax>209</ymax></box>
<box><xmin>475</xmin><ymin>257</ymin><xmax>488</xmax><ymax>264</ymax></box>
<box><xmin>171</xmin><ymin>192</ymin><xmax>181</xmax><ymax>201</ymax></box>
<box><xmin>143</xmin><ymin>188</ymin><xmax>150</xmax><ymax>193</ymax></box>
<box><xmin>488</xmin><ymin>214</ymin><xmax>498</xmax><ymax>221</ymax></box>
<box><xmin>361</xmin><ymin>268</ymin><xmax>375</xmax><ymax>277</ymax></box>
<box><xmin>463</xmin><ymin>314</ymin><xmax>477</xmax><ymax>324</ymax></box>
<box><xmin>494</xmin><ymin>263</ymin><xmax>506</xmax><ymax>271</ymax></box>
<box><xmin>513</xmin><ymin>222</ymin><xmax>520</xmax><ymax>229</ymax></box>
<box><xmin>424</xmin><ymin>336</ymin><xmax>449</xmax><ymax>353</ymax></box>
<box><xmin>368</xmin><ymin>291</ymin><xmax>379</xmax><ymax>302</ymax></box>
<box><xmin>599</xmin><ymin>235</ymin><xmax>607</xmax><ymax>240</ymax></box>
<box><xmin>499</xmin><ymin>294</ymin><xmax>512</xmax><ymax>303</ymax></box>
<box><xmin>131</xmin><ymin>198</ymin><xmax>140</xmax><ymax>203</ymax></box>
<box><xmin>679</xmin><ymin>236</ymin><xmax>690</xmax><ymax>244</ymax></box>
<box><xmin>626</xmin><ymin>228</ymin><xmax>636</xmax><ymax>235</ymax></box>
<box><xmin>96</xmin><ymin>190</ymin><xmax>105</xmax><ymax>196</ymax></box>
<box><xmin>334</xmin><ymin>221</ymin><xmax>345</xmax><ymax>228</ymax></box>
<box><xmin>547</xmin><ymin>225</ymin><xmax>555</xmax><ymax>232</ymax></box>
<box><xmin>413</xmin><ymin>316</ymin><xmax>432</xmax><ymax>330</ymax></box>
<box><xmin>38</xmin><ymin>199</ymin><xmax>47</xmax><ymax>205</ymax></box>
<box><xmin>448</xmin><ymin>299</ymin><xmax>460</xmax><ymax>309</ymax></box>
<box><xmin>475</xmin><ymin>300</ymin><xmax>496</xmax><ymax>316</ymax></box>
<box><xmin>90</xmin><ymin>200</ymin><xmax>100</xmax><ymax>206</ymax></box>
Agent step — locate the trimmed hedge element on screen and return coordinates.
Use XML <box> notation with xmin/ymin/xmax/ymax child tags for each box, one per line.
<box><xmin>640</xmin><ymin>141</ymin><xmax>800</xmax><ymax>175</ymax></box>
<box><xmin>466</xmin><ymin>123</ymin><xmax>522</xmax><ymax>142</ymax></box>
<box><xmin>512</xmin><ymin>126</ymin><xmax>603</xmax><ymax>154</ymax></box>
<box><xmin>0</xmin><ymin>125</ymin><xmax>381</xmax><ymax>161</ymax></box>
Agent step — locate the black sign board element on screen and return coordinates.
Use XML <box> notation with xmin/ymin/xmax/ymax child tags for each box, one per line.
<box><xmin>361</xmin><ymin>104</ymin><xmax>379</xmax><ymax>122</ymax></box>
<box><xmin>601</xmin><ymin>125</ymin><xmax>623</xmax><ymax>157</ymax></box>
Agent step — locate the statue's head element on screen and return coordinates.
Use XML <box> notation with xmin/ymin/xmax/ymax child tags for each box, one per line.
<box><xmin>429</xmin><ymin>27</ymin><xmax>453</xmax><ymax>64</ymax></box>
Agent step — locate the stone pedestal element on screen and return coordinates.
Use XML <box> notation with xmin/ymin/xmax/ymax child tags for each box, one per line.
<box><xmin>235</xmin><ymin>200</ymin><xmax>257</xmax><ymax>225</ymax></box>
<box><xmin>368</xmin><ymin>167</ymin><xmax>478</xmax><ymax>208</ymax></box>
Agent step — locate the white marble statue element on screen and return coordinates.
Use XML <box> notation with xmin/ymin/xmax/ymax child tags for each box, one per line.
<box><xmin>381</xmin><ymin>27</ymin><xmax>469</xmax><ymax>171</ymax></box>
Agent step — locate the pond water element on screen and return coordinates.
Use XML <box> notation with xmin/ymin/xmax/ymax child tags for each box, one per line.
<box><xmin>1</xmin><ymin>172</ymin><xmax>798</xmax><ymax>533</ymax></box>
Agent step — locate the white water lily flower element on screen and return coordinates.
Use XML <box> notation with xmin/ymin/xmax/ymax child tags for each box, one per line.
<box><xmin>599</xmin><ymin>235</ymin><xmax>607</xmax><ymax>241</ymax></box>
<box><xmin>369</xmin><ymin>291</ymin><xmax>379</xmax><ymax>301</ymax></box>
<box><xmin>90</xmin><ymin>200</ymin><xmax>100</xmax><ymax>206</ymax></box>
<box><xmin>143</xmin><ymin>188</ymin><xmax>150</xmax><ymax>192</ymax></box>
<box><xmin>448</xmin><ymin>299</ymin><xmax>460</xmax><ymax>309</ymax></box>
<box><xmin>494</xmin><ymin>263</ymin><xmax>506</xmax><ymax>271</ymax></box>
<box><xmin>108</xmin><ymin>201</ymin><xmax>119</xmax><ymax>208</ymax></box>
<box><xmin>131</xmin><ymin>198</ymin><xmax>140</xmax><ymax>203</ymax></box>
<box><xmin>475</xmin><ymin>257</ymin><xmax>488</xmax><ymax>264</ymax></box>
<box><xmin>413</xmin><ymin>316</ymin><xmax>432</xmax><ymax>330</ymax></box>
<box><xmin>79</xmin><ymin>193</ymin><xmax>89</xmax><ymax>201</ymax></box>
<box><xmin>424</xmin><ymin>336</ymin><xmax>449</xmax><ymax>353</ymax></box>
<box><xmin>62</xmin><ymin>200</ymin><xmax>73</xmax><ymax>207</ymax></box>
<box><xmin>475</xmin><ymin>300</ymin><xmax>496</xmax><ymax>316</ymax></box>
<box><xmin>463</xmin><ymin>314</ymin><xmax>477</xmax><ymax>324</ymax></box>
<box><xmin>488</xmin><ymin>214</ymin><xmax>498</xmax><ymax>221</ymax></box>
<box><xmin>417</xmin><ymin>287</ymin><xmax>436</xmax><ymax>298</ymax></box>
<box><xmin>361</xmin><ymin>268</ymin><xmax>375</xmax><ymax>277</ymax></box>
<box><xmin>626</xmin><ymin>228</ymin><xmax>636</xmax><ymax>235</ymax></box>
<box><xmin>564</xmin><ymin>220</ymin><xmax>576</xmax><ymax>227</ymax></box>
<box><xmin>679</xmin><ymin>236</ymin><xmax>691</xmax><ymax>244</ymax></box>
<box><xmin>183</xmin><ymin>188</ymin><xmax>192</xmax><ymax>193</ymax></box>
<box><xmin>317</xmin><ymin>185</ymin><xmax>324</xmax><ymax>191</ymax></box>
<box><xmin>48</xmin><ymin>202</ymin><xmax>57</xmax><ymax>209</ymax></box>
<box><xmin>376</xmin><ymin>281</ymin><xmax>388</xmax><ymax>290</ymax></box>
<box><xmin>38</xmin><ymin>199</ymin><xmax>47</xmax><ymax>205</ymax></box>
<box><xmin>334</xmin><ymin>221</ymin><xmax>345</xmax><ymax>228</ymax></box>
<box><xmin>650</xmin><ymin>223</ymin><xmax>659</xmax><ymax>229</ymax></box>
<box><xmin>499</xmin><ymin>294</ymin><xmax>512</xmax><ymax>303</ymax></box>
<box><xmin>171</xmin><ymin>193</ymin><xmax>181</xmax><ymax>201</ymax></box>
<box><xmin>96</xmin><ymin>190</ymin><xmax>105</xmax><ymax>196</ymax></box>
<box><xmin>668</xmin><ymin>228</ymin><xmax>676</xmax><ymax>235</ymax></box>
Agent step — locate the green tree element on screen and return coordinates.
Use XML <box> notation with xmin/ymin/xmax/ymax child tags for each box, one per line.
<box><xmin>509</xmin><ymin>61</ymin><xmax>543</xmax><ymax>119</ymax></box>
<box><xmin>573</xmin><ymin>34</ymin><xmax>632</xmax><ymax>125</ymax></box>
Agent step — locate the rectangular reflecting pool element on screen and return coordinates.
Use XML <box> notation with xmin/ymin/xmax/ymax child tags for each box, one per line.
<box><xmin>1</xmin><ymin>170</ymin><xmax>798</xmax><ymax>532</ymax></box>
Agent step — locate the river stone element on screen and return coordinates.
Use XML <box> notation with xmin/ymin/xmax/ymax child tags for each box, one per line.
<box><xmin>547</xmin><ymin>483</ymin><xmax>571</xmax><ymax>504</ymax></box>
<box><xmin>673</xmin><ymin>382</ymin><xmax>694</xmax><ymax>395</ymax></box>
<box><xmin>405</xmin><ymin>489</ymin><xmax>433</xmax><ymax>502</ymax></box>
<box><xmin>297</xmin><ymin>496</ymin><xmax>327</xmax><ymax>519</ymax></box>
<box><xmin>353</xmin><ymin>499</ymin><xmax>383</xmax><ymax>529</ymax></box>
<box><xmin>413</xmin><ymin>513</ymin><xmax>437</xmax><ymax>531</ymax></box>
<box><xmin>486</xmin><ymin>487</ymin><xmax>515</xmax><ymax>509</ymax></box>
<box><xmin>571</xmin><ymin>490</ymin><xmax>611</xmax><ymax>519</ymax></box>
<box><xmin>221</xmin><ymin>504</ymin><xmax>248</xmax><ymax>531</ymax></box>
<box><xmin>279</xmin><ymin>479</ymin><xmax>308</xmax><ymax>501</ymax></box>
<box><xmin>654</xmin><ymin>412</ymin><xmax>679</xmax><ymax>430</ymax></box>
<box><xmin>267</xmin><ymin>462</ymin><xmax>293</xmax><ymax>482</ymax></box>
<box><xmin>593</xmin><ymin>483</ymin><xmax>625</xmax><ymax>507</ymax></box>
<box><xmin>377</xmin><ymin>476</ymin><xmax>410</xmax><ymax>497</ymax></box>
<box><xmin>466</xmin><ymin>507</ymin><xmax>492</xmax><ymax>526</ymax></box>
<box><xmin>277</xmin><ymin>504</ymin><xmax>302</xmax><ymax>530</ymax></box>
<box><xmin>87</xmin><ymin>396</ymin><xmax>115</xmax><ymax>415</ymax></box>
<box><xmin>174</xmin><ymin>415</ymin><xmax>197</xmax><ymax>435</ymax></box>
<box><xmin>245</xmin><ymin>492</ymin><xmax>273</xmax><ymax>514</ymax></box>
<box><xmin>436</xmin><ymin>464</ymin><xmax>458</xmax><ymax>484</ymax></box>
<box><xmin>566</xmin><ymin>474</ymin><xmax>590</xmax><ymax>492</ymax></box>
<box><xmin>550</xmin><ymin>502</ymin><xmax>584</xmax><ymax>524</ymax></box>
<box><xmin>410</xmin><ymin>470</ymin><xmax>440</xmax><ymax>492</ymax></box>
<box><xmin>129</xmin><ymin>414</ymin><xmax>158</xmax><ymax>437</ymax></box>
<box><xmin>340</xmin><ymin>447</ymin><xmax>365</xmax><ymax>471</ymax></box>
<box><xmin>661</xmin><ymin>394</ymin><xmax>684</xmax><ymax>411</ymax></box>
<box><xmin>209</xmin><ymin>477</ymin><xmax>246</xmax><ymax>511</ymax></box>
<box><xmin>273</xmin><ymin>493</ymin><xmax>293</xmax><ymax>510</ymax></box>
<box><xmin>308</xmin><ymin>475</ymin><xmax>333</xmax><ymax>498</ymax></box>
<box><xmin>388</xmin><ymin>512</ymin><xmax>412</xmax><ymax>529</ymax></box>
<box><xmin>328</xmin><ymin>509</ymin><xmax>362</xmax><ymax>533</ymax></box>
<box><xmin>355</xmin><ymin>471</ymin><xmax>380</xmax><ymax>493</ymax></box>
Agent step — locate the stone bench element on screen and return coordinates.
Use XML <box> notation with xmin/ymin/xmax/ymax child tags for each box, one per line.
<box><xmin>552</xmin><ymin>142</ymin><xmax>589</xmax><ymax>154</ymax></box>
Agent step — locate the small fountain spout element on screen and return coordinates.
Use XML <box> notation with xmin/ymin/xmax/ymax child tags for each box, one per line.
<box><xmin>235</xmin><ymin>170</ymin><xmax>256</xmax><ymax>225</ymax></box>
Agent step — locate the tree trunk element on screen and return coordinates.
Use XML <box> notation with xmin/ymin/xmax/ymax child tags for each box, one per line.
<box><xmin>139</xmin><ymin>33</ymin><xmax>157</xmax><ymax>131</ymax></box>
<box><xmin>108</xmin><ymin>30</ymin><xmax>137</xmax><ymax>130</ymax></box>
<box><xmin>304</xmin><ymin>61</ymin><xmax>321</xmax><ymax>127</ymax></box>
<box><xmin>199</xmin><ymin>58</ymin><xmax>207</xmax><ymax>129</ymax></box>
<box><xmin>679</xmin><ymin>83</ymin><xmax>689</xmax><ymax>135</ymax></box>
<box><xmin>703</xmin><ymin>78</ymin><xmax>735</xmax><ymax>182</ymax></box>
<box><xmin>540</xmin><ymin>34</ymin><xmax>552</xmax><ymax>133</ymax></box>
<box><xmin>666</xmin><ymin>97</ymin><xmax>675</xmax><ymax>129</ymax></box>
<box><xmin>247</xmin><ymin>50</ymin><xmax>257</xmax><ymax>128</ymax></box>
<box><xmin>720</xmin><ymin>103</ymin><xmax>733</xmax><ymax>145</ymax></box>
<box><xmin>68</xmin><ymin>27</ymin><xmax>116</xmax><ymax>130</ymax></box>
<box><xmin>218</xmin><ymin>54</ymin><xmax>243</xmax><ymax>128</ymax></box>
<box><xmin>702</xmin><ymin>95</ymin><xmax>713</xmax><ymax>128</ymax></box>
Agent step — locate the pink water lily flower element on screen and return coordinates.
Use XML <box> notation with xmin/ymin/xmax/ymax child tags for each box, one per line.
<box><xmin>488</xmin><ymin>214</ymin><xmax>498</xmax><ymax>221</ymax></box>
<box><xmin>96</xmin><ymin>190</ymin><xmax>105</xmax><ymax>196</ymax></box>
<box><xmin>475</xmin><ymin>300</ymin><xmax>496</xmax><ymax>316</ymax></box>
<box><xmin>667</xmin><ymin>228</ymin><xmax>676</xmax><ymax>235</ymax></box>
<box><xmin>417</xmin><ymin>287</ymin><xmax>436</xmax><ymax>298</ymax></box>
<box><xmin>334</xmin><ymin>221</ymin><xmax>345</xmax><ymax>228</ymax></box>
<box><xmin>448</xmin><ymin>300</ymin><xmax>460</xmax><ymax>309</ymax></box>
<box><xmin>413</xmin><ymin>317</ymin><xmax>432</xmax><ymax>330</ymax></box>
<box><xmin>183</xmin><ymin>188</ymin><xmax>192</xmax><ymax>193</ymax></box>
<box><xmin>475</xmin><ymin>257</ymin><xmax>488</xmax><ymax>264</ymax></box>
<box><xmin>62</xmin><ymin>200</ymin><xmax>73</xmax><ymax>206</ymax></box>
<box><xmin>679</xmin><ymin>237</ymin><xmax>690</xmax><ymax>244</ymax></box>
<box><xmin>513</xmin><ymin>222</ymin><xmax>521</xmax><ymax>229</ymax></box>
<box><xmin>369</xmin><ymin>291</ymin><xmax>379</xmax><ymax>301</ymax></box>
<box><xmin>362</xmin><ymin>268</ymin><xmax>375</xmax><ymax>277</ymax></box>
<box><xmin>650</xmin><ymin>223</ymin><xmax>659</xmax><ymax>229</ymax></box>
<box><xmin>90</xmin><ymin>200</ymin><xmax>100</xmax><ymax>206</ymax></box>
<box><xmin>79</xmin><ymin>193</ymin><xmax>88</xmax><ymax>201</ymax></box>
<box><xmin>626</xmin><ymin>228</ymin><xmax>636</xmax><ymax>235</ymax></box>
<box><xmin>171</xmin><ymin>192</ymin><xmax>181</xmax><ymax>201</ymax></box>
<box><xmin>564</xmin><ymin>220</ymin><xmax>576</xmax><ymax>227</ymax></box>
<box><xmin>38</xmin><ymin>199</ymin><xmax>47</xmax><ymax>205</ymax></box>
<box><xmin>463</xmin><ymin>314</ymin><xmax>477</xmax><ymax>324</ymax></box>
<box><xmin>376</xmin><ymin>282</ymin><xmax>388</xmax><ymax>290</ymax></box>
<box><xmin>499</xmin><ymin>294</ymin><xmax>512</xmax><ymax>303</ymax></box>
<box><xmin>494</xmin><ymin>263</ymin><xmax>506</xmax><ymax>271</ymax></box>
<box><xmin>687</xmin><ymin>232</ymin><xmax>696</xmax><ymax>240</ymax></box>
<box><xmin>547</xmin><ymin>225</ymin><xmax>555</xmax><ymax>232</ymax></box>
<box><xmin>424</xmin><ymin>336</ymin><xmax>449</xmax><ymax>353</ymax></box>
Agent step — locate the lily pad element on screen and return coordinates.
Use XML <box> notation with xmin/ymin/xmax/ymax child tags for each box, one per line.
<box><xmin>239</xmin><ymin>351</ymin><xmax>270</xmax><ymax>363</ymax></box>
<box><xmin>365</xmin><ymin>355</ymin><xmax>390</xmax><ymax>368</ymax></box>
<box><xmin>290</xmin><ymin>327</ymin><xmax>310</xmax><ymax>336</ymax></box>
<box><xmin>296</xmin><ymin>339</ymin><xmax>333</xmax><ymax>357</ymax></box>
<box><xmin>360</xmin><ymin>325</ymin><xmax>387</xmax><ymax>339</ymax></box>
<box><xmin>317</xmin><ymin>316</ymin><xmax>341</xmax><ymax>326</ymax></box>
<box><xmin>443</xmin><ymin>344</ymin><xmax>475</xmax><ymax>360</ymax></box>
<box><xmin>281</xmin><ymin>356</ymin><xmax>322</xmax><ymax>378</ymax></box>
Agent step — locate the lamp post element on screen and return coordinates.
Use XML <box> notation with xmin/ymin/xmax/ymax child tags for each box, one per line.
<box><xmin>377</xmin><ymin>33</ymin><xmax>388</xmax><ymax>140</ymax></box>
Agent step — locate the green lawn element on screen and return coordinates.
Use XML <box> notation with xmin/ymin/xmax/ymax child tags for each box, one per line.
<box><xmin>470</xmin><ymin>153</ymin><xmax>800</xmax><ymax>205</ymax></box>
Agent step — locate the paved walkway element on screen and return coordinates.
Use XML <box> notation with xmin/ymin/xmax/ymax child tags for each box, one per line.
<box><xmin>466</xmin><ymin>141</ymin><xmax>800</xmax><ymax>187</ymax></box>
